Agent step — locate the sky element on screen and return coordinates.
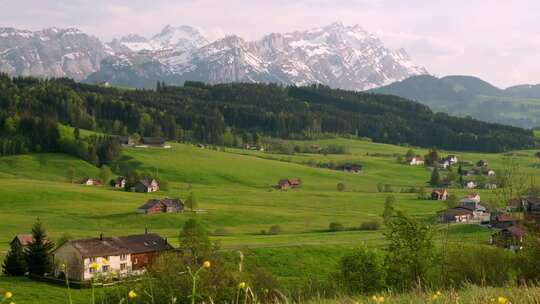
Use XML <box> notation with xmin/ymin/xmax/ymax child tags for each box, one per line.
<box><xmin>1</xmin><ymin>0</ymin><xmax>539</xmax><ymax>88</ymax></box>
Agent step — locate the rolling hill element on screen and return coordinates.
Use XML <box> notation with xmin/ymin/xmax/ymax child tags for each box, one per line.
<box><xmin>373</xmin><ymin>75</ymin><xmax>540</xmax><ymax>128</ymax></box>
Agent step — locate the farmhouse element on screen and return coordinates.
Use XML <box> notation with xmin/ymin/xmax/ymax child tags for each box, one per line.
<box><xmin>460</xmin><ymin>193</ymin><xmax>481</xmax><ymax>204</ymax></box>
<box><xmin>406</xmin><ymin>156</ymin><xmax>424</xmax><ymax>166</ymax></box>
<box><xmin>491</xmin><ymin>226</ymin><xmax>525</xmax><ymax>250</ymax></box>
<box><xmin>477</xmin><ymin>160</ymin><xmax>488</xmax><ymax>167</ymax></box>
<box><xmin>81</xmin><ymin>178</ymin><xmax>102</xmax><ymax>186</ymax></box>
<box><xmin>431</xmin><ymin>189</ymin><xmax>448</xmax><ymax>200</ymax></box>
<box><xmin>10</xmin><ymin>234</ymin><xmax>34</xmax><ymax>249</ymax></box>
<box><xmin>443</xmin><ymin>155</ymin><xmax>458</xmax><ymax>164</ymax></box>
<box><xmin>135</xmin><ymin>179</ymin><xmax>160</xmax><ymax>193</ymax></box>
<box><xmin>491</xmin><ymin>214</ymin><xmax>515</xmax><ymax>229</ymax></box>
<box><xmin>140</xmin><ymin>137</ymin><xmax>166</xmax><ymax>147</ymax></box>
<box><xmin>465</xmin><ymin>181</ymin><xmax>477</xmax><ymax>189</ymax></box>
<box><xmin>113</xmin><ymin>177</ymin><xmax>126</xmax><ymax>189</ymax></box>
<box><xmin>438</xmin><ymin>160</ymin><xmax>450</xmax><ymax>169</ymax></box>
<box><xmin>277</xmin><ymin>178</ymin><xmax>302</xmax><ymax>190</ymax></box>
<box><xmin>52</xmin><ymin>233</ymin><xmax>172</xmax><ymax>281</ymax></box>
<box><xmin>441</xmin><ymin>207</ymin><xmax>473</xmax><ymax>223</ymax></box>
<box><xmin>137</xmin><ymin>198</ymin><xmax>184</xmax><ymax>214</ymax></box>
<box><xmin>337</xmin><ymin>163</ymin><xmax>363</xmax><ymax>173</ymax></box>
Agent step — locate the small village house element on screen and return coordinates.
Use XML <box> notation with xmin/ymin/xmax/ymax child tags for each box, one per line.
<box><xmin>485</xmin><ymin>169</ymin><xmax>496</xmax><ymax>177</ymax></box>
<box><xmin>10</xmin><ymin>234</ymin><xmax>35</xmax><ymax>249</ymax></box>
<box><xmin>431</xmin><ymin>189</ymin><xmax>448</xmax><ymax>200</ymax></box>
<box><xmin>137</xmin><ymin>198</ymin><xmax>184</xmax><ymax>214</ymax></box>
<box><xmin>465</xmin><ymin>181</ymin><xmax>477</xmax><ymax>189</ymax></box>
<box><xmin>276</xmin><ymin>178</ymin><xmax>302</xmax><ymax>190</ymax></box>
<box><xmin>337</xmin><ymin>163</ymin><xmax>363</xmax><ymax>173</ymax></box>
<box><xmin>113</xmin><ymin>177</ymin><xmax>126</xmax><ymax>189</ymax></box>
<box><xmin>82</xmin><ymin>178</ymin><xmax>102</xmax><ymax>186</ymax></box>
<box><xmin>440</xmin><ymin>207</ymin><xmax>473</xmax><ymax>223</ymax></box>
<box><xmin>140</xmin><ymin>137</ymin><xmax>166</xmax><ymax>147</ymax></box>
<box><xmin>52</xmin><ymin>233</ymin><xmax>171</xmax><ymax>281</ymax></box>
<box><xmin>477</xmin><ymin>160</ymin><xmax>488</xmax><ymax>167</ymax></box>
<box><xmin>443</xmin><ymin>155</ymin><xmax>458</xmax><ymax>164</ymax></box>
<box><xmin>491</xmin><ymin>214</ymin><xmax>515</xmax><ymax>229</ymax></box>
<box><xmin>491</xmin><ymin>226</ymin><xmax>525</xmax><ymax>250</ymax></box>
<box><xmin>438</xmin><ymin>160</ymin><xmax>450</xmax><ymax>169</ymax></box>
<box><xmin>135</xmin><ymin>178</ymin><xmax>160</xmax><ymax>193</ymax></box>
<box><xmin>460</xmin><ymin>193</ymin><xmax>481</xmax><ymax>204</ymax></box>
<box><xmin>406</xmin><ymin>156</ymin><xmax>424</xmax><ymax>166</ymax></box>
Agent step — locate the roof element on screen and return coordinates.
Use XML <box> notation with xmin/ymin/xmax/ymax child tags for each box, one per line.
<box><xmin>496</xmin><ymin>215</ymin><xmax>514</xmax><ymax>222</ymax></box>
<box><xmin>138</xmin><ymin>198</ymin><xmax>182</xmax><ymax>210</ymax></box>
<box><xmin>64</xmin><ymin>233</ymin><xmax>171</xmax><ymax>258</ymax></box>
<box><xmin>505</xmin><ymin>226</ymin><xmax>526</xmax><ymax>238</ymax></box>
<box><xmin>12</xmin><ymin>234</ymin><xmax>34</xmax><ymax>246</ymax></box>
<box><xmin>432</xmin><ymin>189</ymin><xmax>448</xmax><ymax>194</ymax></box>
<box><xmin>138</xmin><ymin>178</ymin><xmax>158</xmax><ymax>187</ymax></box>
<box><xmin>141</xmin><ymin>137</ymin><xmax>165</xmax><ymax>145</ymax></box>
<box><xmin>444</xmin><ymin>207</ymin><xmax>474</xmax><ymax>216</ymax></box>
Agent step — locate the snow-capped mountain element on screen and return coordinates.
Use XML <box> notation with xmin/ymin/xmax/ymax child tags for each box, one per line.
<box><xmin>0</xmin><ymin>27</ymin><xmax>107</xmax><ymax>81</ymax></box>
<box><xmin>0</xmin><ymin>23</ymin><xmax>428</xmax><ymax>90</ymax></box>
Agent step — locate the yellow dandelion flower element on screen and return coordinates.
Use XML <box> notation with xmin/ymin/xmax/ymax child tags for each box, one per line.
<box><xmin>202</xmin><ymin>260</ymin><xmax>211</xmax><ymax>268</ymax></box>
<box><xmin>371</xmin><ymin>295</ymin><xmax>384</xmax><ymax>303</ymax></box>
<box><xmin>128</xmin><ymin>290</ymin><xmax>137</xmax><ymax>299</ymax></box>
<box><xmin>102</xmin><ymin>258</ymin><xmax>109</xmax><ymax>265</ymax></box>
<box><xmin>10</xmin><ymin>302</ymin><xmax>15</xmax><ymax>304</ymax></box>
<box><xmin>498</xmin><ymin>297</ymin><xmax>508</xmax><ymax>304</ymax></box>
<box><xmin>238</xmin><ymin>282</ymin><xmax>247</xmax><ymax>289</ymax></box>
<box><xmin>89</xmin><ymin>262</ymin><xmax>99</xmax><ymax>270</ymax></box>
<box><xmin>4</xmin><ymin>292</ymin><xmax>13</xmax><ymax>299</ymax></box>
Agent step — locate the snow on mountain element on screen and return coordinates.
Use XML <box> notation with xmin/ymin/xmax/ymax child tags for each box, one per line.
<box><xmin>0</xmin><ymin>23</ymin><xmax>428</xmax><ymax>90</ymax></box>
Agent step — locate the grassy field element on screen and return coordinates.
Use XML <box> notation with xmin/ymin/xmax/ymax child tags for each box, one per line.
<box><xmin>0</xmin><ymin>137</ymin><xmax>539</xmax><ymax>302</ymax></box>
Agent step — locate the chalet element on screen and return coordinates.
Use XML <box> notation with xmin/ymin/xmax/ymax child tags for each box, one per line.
<box><xmin>406</xmin><ymin>156</ymin><xmax>424</xmax><ymax>166</ymax></box>
<box><xmin>465</xmin><ymin>181</ymin><xmax>477</xmax><ymax>189</ymax></box>
<box><xmin>113</xmin><ymin>177</ymin><xmax>126</xmax><ymax>189</ymax></box>
<box><xmin>438</xmin><ymin>160</ymin><xmax>450</xmax><ymax>169</ymax></box>
<box><xmin>431</xmin><ymin>189</ymin><xmax>448</xmax><ymax>201</ymax></box>
<box><xmin>337</xmin><ymin>163</ymin><xmax>363</xmax><ymax>173</ymax></box>
<box><xmin>137</xmin><ymin>198</ymin><xmax>184</xmax><ymax>214</ymax></box>
<box><xmin>477</xmin><ymin>160</ymin><xmax>488</xmax><ymax>167</ymax></box>
<box><xmin>82</xmin><ymin>178</ymin><xmax>102</xmax><ymax>186</ymax></box>
<box><xmin>52</xmin><ymin>233</ymin><xmax>172</xmax><ymax>281</ymax></box>
<box><xmin>458</xmin><ymin>200</ymin><xmax>489</xmax><ymax>222</ymax></box>
<box><xmin>491</xmin><ymin>214</ymin><xmax>515</xmax><ymax>229</ymax></box>
<box><xmin>276</xmin><ymin>179</ymin><xmax>302</xmax><ymax>190</ymax></box>
<box><xmin>443</xmin><ymin>155</ymin><xmax>458</xmax><ymax>164</ymax></box>
<box><xmin>134</xmin><ymin>179</ymin><xmax>160</xmax><ymax>193</ymax></box>
<box><xmin>491</xmin><ymin>226</ymin><xmax>525</xmax><ymax>250</ymax></box>
<box><xmin>460</xmin><ymin>193</ymin><xmax>481</xmax><ymax>204</ymax></box>
<box><xmin>440</xmin><ymin>207</ymin><xmax>473</xmax><ymax>223</ymax></box>
<box><xmin>484</xmin><ymin>183</ymin><xmax>497</xmax><ymax>189</ymax></box>
<box><xmin>117</xmin><ymin>136</ymin><xmax>134</xmax><ymax>146</ymax></box>
<box><xmin>506</xmin><ymin>196</ymin><xmax>540</xmax><ymax>212</ymax></box>
<box><xmin>140</xmin><ymin>137</ymin><xmax>166</xmax><ymax>147</ymax></box>
<box><xmin>484</xmin><ymin>169</ymin><xmax>496</xmax><ymax>177</ymax></box>
<box><xmin>523</xmin><ymin>197</ymin><xmax>540</xmax><ymax>224</ymax></box>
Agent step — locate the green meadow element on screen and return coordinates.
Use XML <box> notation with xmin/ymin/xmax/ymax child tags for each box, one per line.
<box><xmin>0</xmin><ymin>137</ymin><xmax>539</xmax><ymax>302</ymax></box>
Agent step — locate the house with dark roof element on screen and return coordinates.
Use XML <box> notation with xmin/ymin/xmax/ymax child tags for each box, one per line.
<box><xmin>52</xmin><ymin>233</ymin><xmax>171</xmax><ymax>281</ymax></box>
<box><xmin>491</xmin><ymin>226</ymin><xmax>526</xmax><ymax>250</ymax></box>
<box><xmin>337</xmin><ymin>163</ymin><xmax>363</xmax><ymax>173</ymax></box>
<box><xmin>113</xmin><ymin>177</ymin><xmax>126</xmax><ymax>189</ymax></box>
<box><xmin>81</xmin><ymin>178</ymin><xmax>102</xmax><ymax>186</ymax></box>
<box><xmin>440</xmin><ymin>206</ymin><xmax>474</xmax><ymax>223</ymax></box>
<box><xmin>134</xmin><ymin>179</ymin><xmax>160</xmax><ymax>193</ymax></box>
<box><xmin>276</xmin><ymin>178</ymin><xmax>302</xmax><ymax>190</ymax></box>
<box><xmin>137</xmin><ymin>198</ymin><xmax>184</xmax><ymax>214</ymax></box>
<box><xmin>11</xmin><ymin>234</ymin><xmax>34</xmax><ymax>249</ymax></box>
<box><xmin>431</xmin><ymin>189</ymin><xmax>448</xmax><ymax>200</ymax></box>
<box><xmin>140</xmin><ymin>137</ymin><xmax>166</xmax><ymax>147</ymax></box>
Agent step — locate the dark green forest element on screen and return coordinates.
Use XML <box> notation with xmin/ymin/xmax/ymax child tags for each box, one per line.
<box><xmin>0</xmin><ymin>74</ymin><xmax>536</xmax><ymax>162</ymax></box>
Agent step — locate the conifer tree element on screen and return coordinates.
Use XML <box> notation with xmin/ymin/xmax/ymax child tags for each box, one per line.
<box><xmin>430</xmin><ymin>168</ymin><xmax>441</xmax><ymax>186</ymax></box>
<box><xmin>2</xmin><ymin>241</ymin><xmax>27</xmax><ymax>276</ymax></box>
<box><xmin>25</xmin><ymin>219</ymin><xmax>55</xmax><ymax>276</ymax></box>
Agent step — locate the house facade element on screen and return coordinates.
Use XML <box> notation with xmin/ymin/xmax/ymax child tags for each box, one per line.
<box><xmin>406</xmin><ymin>156</ymin><xmax>424</xmax><ymax>166</ymax></box>
<box><xmin>431</xmin><ymin>189</ymin><xmax>448</xmax><ymax>200</ymax></box>
<box><xmin>137</xmin><ymin>198</ymin><xmax>184</xmax><ymax>214</ymax></box>
<box><xmin>52</xmin><ymin>233</ymin><xmax>171</xmax><ymax>281</ymax></box>
<box><xmin>276</xmin><ymin>178</ymin><xmax>302</xmax><ymax>190</ymax></box>
<box><xmin>82</xmin><ymin>178</ymin><xmax>102</xmax><ymax>186</ymax></box>
<box><xmin>134</xmin><ymin>179</ymin><xmax>160</xmax><ymax>193</ymax></box>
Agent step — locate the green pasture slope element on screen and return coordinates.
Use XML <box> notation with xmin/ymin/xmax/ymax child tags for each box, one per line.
<box><xmin>0</xmin><ymin>137</ymin><xmax>539</xmax><ymax>301</ymax></box>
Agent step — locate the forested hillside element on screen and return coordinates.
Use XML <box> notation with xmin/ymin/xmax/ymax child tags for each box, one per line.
<box><xmin>0</xmin><ymin>74</ymin><xmax>536</xmax><ymax>159</ymax></box>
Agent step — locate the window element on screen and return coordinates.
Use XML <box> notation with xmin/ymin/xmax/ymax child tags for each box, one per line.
<box><xmin>120</xmin><ymin>263</ymin><xmax>126</xmax><ymax>271</ymax></box>
<box><xmin>89</xmin><ymin>267</ymin><xmax>96</xmax><ymax>274</ymax></box>
<box><xmin>90</xmin><ymin>257</ymin><xmax>97</xmax><ymax>263</ymax></box>
<box><xmin>102</xmin><ymin>265</ymin><xmax>109</xmax><ymax>272</ymax></box>
<box><xmin>120</xmin><ymin>254</ymin><xmax>127</xmax><ymax>261</ymax></box>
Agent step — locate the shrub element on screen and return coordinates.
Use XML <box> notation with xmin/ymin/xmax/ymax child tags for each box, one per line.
<box><xmin>268</xmin><ymin>225</ymin><xmax>282</xmax><ymax>235</ymax></box>
<box><xmin>336</xmin><ymin>183</ymin><xmax>345</xmax><ymax>192</ymax></box>
<box><xmin>329</xmin><ymin>222</ymin><xmax>345</xmax><ymax>232</ymax></box>
<box><xmin>359</xmin><ymin>221</ymin><xmax>380</xmax><ymax>231</ymax></box>
<box><xmin>339</xmin><ymin>245</ymin><xmax>385</xmax><ymax>293</ymax></box>
<box><xmin>213</xmin><ymin>228</ymin><xmax>230</xmax><ymax>236</ymax></box>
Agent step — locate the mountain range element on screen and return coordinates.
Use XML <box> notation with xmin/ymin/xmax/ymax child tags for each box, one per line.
<box><xmin>373</xmin><ymin>75</ymin><xmax>540</xmax><ymax>128</ymax></box>
<box><xmin>0</xmin><ymin>23</ymin><xmax>427</xmax><ymax>90</ymax></box>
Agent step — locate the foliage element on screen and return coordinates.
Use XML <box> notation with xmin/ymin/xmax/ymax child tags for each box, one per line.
<box><xmin>178</xmin><ymin>219</ymin><xmax>213</xmax><ymax>264</ymax></box>
<box><xmin>444</xmin><ymin>194</ymin><xmax>459</xmax><ymax>208</ymax></box>
<box><xmin>336</xmin><ymin>182</ymin><xmax>345</xmax><ymax>192</ymax></box>
<box><xmin>339</xmin><ymin>245</ymin><xmax>385</xmax><ymax>293</ymax></box>
<box><xmin>384</xmin><ymin>210</ymin><xmax>435</xmax><ymax>291</ymax></box>
<box><xmin>518</xmin><ymin>234</ymin><xmax>540</xmax><ymax>282</ymax></box>
<box><xmin>25</xmin><ymin>219</ymin><xmax>55</xmax><ymax>276</ymax></box>
<box><xmin>98</xmin><ymin>165</ymin><xmax>112</xmax><ymax>185</ymax></box>
<box><xmin>2</xmin><ymin>241</ymin><xmax>27</xmax><ymax>276</ymax></box>
<box><xmin>359</xmin><ymin>221</ymin><xmax>381</xmax><ymax>231</ymax></box>
<box><xmin>267</xmin><ymin>225</ymin><xmax>283</xmax><ymax>235</ymax></box>
<box><xmin>382</xmin><ymin>195</ymin><xmax>395</xmax><ymax>224</ymax></box>
<box><xmin>430</xmin><ymin>168</ymin><xmax>441</xmax><ymax>186</ymax></box>
<box><xmin>185</xmin><ymin>192</ymin><xmax>198</xmax><ymax>211</ymax></box>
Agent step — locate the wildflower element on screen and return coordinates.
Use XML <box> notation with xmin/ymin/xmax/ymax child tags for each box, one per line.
<box><xmin>238</xmin><ymin>282</ymin><xmax>247</xmax><ymax>289</ymax></box>
<box><xmin>4</xmin><ymin>292</ymin><xmax>13</xmax><ymax>299</ymax></box>
<box><xmin>202</xmin><ymin>260</ymin><xmax>211</xmax><ymax>269</ymax></box>
<box><xmin>128</xmin><ymin>290</ymin><xmax>137</xmax><ymax>299</ymax></box>
<box><xmin>498</xmin><ymin>297</ymin><xmax>508</xmax><ymax>304</ymax></box>
<box><xmin>371</xmin><ymin>295</ymin><xmax>384</xmax><ymax>303</ymax></box>
<box><xmin>102</xmin><ymin>258</ymin><xmax>109</xmax><ymax>265</ymax></box>
<box><xmin>431</xmin><ymin>291</ymin><xmax>442</xmax><ymax>301</ymax></box>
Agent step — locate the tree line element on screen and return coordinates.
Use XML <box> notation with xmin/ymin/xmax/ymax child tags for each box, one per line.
<box><xmin>0</xmin><ymin>74</ymin><xmax>536</xmax><ymax>160</ymax></box>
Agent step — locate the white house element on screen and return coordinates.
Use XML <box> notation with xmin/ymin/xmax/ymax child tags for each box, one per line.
<box><xmin>438</xmin><ymin>160</ymin><xmax>450</xmax><ymax>169</ymax></box>
<box><xmin>52</xmin><ymin>233</ymin><xmax>171</xmax><ymax>281</ymax></box>
<box><xmin>407</xmin><ymin>156</ymin><xmax>424</xmax><ymax>166</ymax></box>
<box><xmin>82</xmin><ymin>178</ymin><xmax>101</xmax><ymax>186</ymax></box>
<box><xmin>466</xmin><ymin>181</ymin><xmax>477</xmax><ymax>189</ymax></box>
<box><xmin>445</xmin><ymin>155</ymin><xmax>458</xmax><ymax>164</ymax></box>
